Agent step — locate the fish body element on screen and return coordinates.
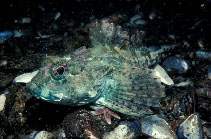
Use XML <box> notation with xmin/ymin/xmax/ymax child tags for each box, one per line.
<box><xmin>27</xmin><ymin>19</ymin><xmax>168</xmax><ymax>117</ymax></box>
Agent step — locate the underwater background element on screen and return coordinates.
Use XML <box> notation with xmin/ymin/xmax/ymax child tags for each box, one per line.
<box><xmin>0</xmin><ymin>0</ymin><xmax>210</xmax><ymax>138</ymax></box>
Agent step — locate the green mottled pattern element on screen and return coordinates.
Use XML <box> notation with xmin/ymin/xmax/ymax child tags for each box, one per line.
<box><xmin>27</xmin><ymin>19</ymin><xmax>167</xmax><ymax>117</ymax></box>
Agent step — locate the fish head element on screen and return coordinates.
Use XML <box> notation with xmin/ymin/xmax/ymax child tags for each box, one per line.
<box><xmin>26</xmin><ymin>56</ymin><xmax>94</xmax><ymax>105</ymax></box>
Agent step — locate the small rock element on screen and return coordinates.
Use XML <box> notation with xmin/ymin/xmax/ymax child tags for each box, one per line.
<box><xmin>191</xmin><ymin>20</ymin><xmax>203</xmax><ymax>30</ymax></box>
<box><xmin>197</xmin><ymin>39</ymin><xmax>205</xmax><ymax>48</ymax></box>
<box><xmin>103</xmin><ymin>120</ymin><xmax>141</xmax><ymax>139</ymax></box>
<box><xmin>196</xmin><ymin>51</ymin><xmax>211</xmax><ymax>61</ymax></box>
<box><xmin>0</xmin><ymin>31</ymin><xmax>13</xmax><ymax>44</ymax></box>
<box><xmin>130</xmin><ymin>13</ymin><xmax>144</xmax><ymax>22</ymax></box>
<box><xmin>37</xmin><ymin>34</ymin><xmax>52</xmax><ymax>39</ymax></box>
<box><xmin>54</xmin><ymin>12</ymin><xmax>61</xmax><ymax>21</ymax></box>
<box><xmin>208</xmin><ymin>65</ymin><xmax>211</xmax><ymax>80</ymax></box>
<box><xmin>162</xmin><ymin>56</ymin><xmax>189</xmax><ymax>74</ymax></box>
<box><xmin>149</xmin><ymin>11</ymin><xmax>156</xmax><ymax>20</ymax></box>
<box><xmin>149</xmin><ymin>45</ymin><xmax>160</xmax><ymax>52</ymax></box>
<box><xmin>38</xmin><ymin>5</ymin><xmax>45</xmax><ymax>11</ymax></box>
<box><xmin>21</xmin><ymin>17</ymin><xmax>31</xmax><ymax>24</ymax></box>
<box><xmin>178</xmin><ymin>114</ymin><xmax>203</xmax><ymax>139</ymax></box>
<box><xmin>174</xmin><ymin>79</ymin><xmax>193</xmax><ymax>87</ymax></box>
<box><xmin>0</xmin><ymin>60</ymin><xmax>8</xmax><ymax>67</ymax></box>
<box><xmin>28</xmin><ymin>131</ymin><xmax>54</xmax><ymax>139</ymax></box>
<box><xmin>56</xmin><ymin>129</ymin><xmax>66</xmax><ymax>138</ymax></box>
<box><xmin>141</xmin><ymin>115</ymin><xmax>177</xmax><ymax>139</ymax></box>
<box><xmin>13</xmin><ymin>30</ymin><xmax>24</xmax><ymax>38</ymax></box>
<box><xmin>134</xmin><ymin>19</ymin><xmax>147</xmax><ymax>25</ymax></box>
<box><xmin>129</xmin><ymin>13</ymin><xmax>147</xmax><ymax>26</ymax></box>
<box><xmin>0</xmin><ymin>94</ymin><xmax>6</xmax><ymax>112</ymax></box>
<box><xmin>62</xmin><ymin>110</ymin><xmax>117</xmax><ymax>138</ymax></box>
<box><xmin>203</xmin><ymin>126</ymin><xmax>211</xmax><ymax>138</ymax></box>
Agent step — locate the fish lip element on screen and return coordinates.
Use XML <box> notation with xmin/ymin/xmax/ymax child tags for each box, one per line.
<box><xmin>38</xmin><ymin>92</ymin><xmax>64</xmax><ymax>102</ymax></box>
<box><xmin>51</xmin><ymin>93</ymin><xmax>64</xmax><ymax>101</ymax></box>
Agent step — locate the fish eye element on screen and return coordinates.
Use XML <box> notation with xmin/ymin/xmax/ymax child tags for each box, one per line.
<box><xmin>56</xmin><ymin>66</ymin><xmax>65</xmax><ymax>75</ymax></box>
<box><xmin>50</xmin><ymin>64</ymin><xmax>68</xmax><ymax>80</ymax></box>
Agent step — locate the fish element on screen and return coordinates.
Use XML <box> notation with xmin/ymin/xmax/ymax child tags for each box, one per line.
<box><xmin>25</xmin><ymin>18</ymin><xmax>175</xmax><ymax>123</ymax></box>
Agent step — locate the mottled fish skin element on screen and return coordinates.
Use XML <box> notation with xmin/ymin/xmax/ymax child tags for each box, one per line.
<box><xmin>27</xmin><ymin>18</ymin><xmax>167</xmax><ymax>117</ymax></box>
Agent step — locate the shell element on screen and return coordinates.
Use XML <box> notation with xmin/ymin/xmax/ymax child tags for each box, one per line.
<box><xmin>141</xmin><ymin>115</ymin><xmax>177</xmax><ymax>139</ymax></box>
<box><xmin>0</xmin><ymin>94</ymin><xmax>6</xmax><ymax>112</ymax></box>
<box><xmin>177</xmin><ymin>114</ymin><xmax>203</xmax><ymax>139</ymax></box>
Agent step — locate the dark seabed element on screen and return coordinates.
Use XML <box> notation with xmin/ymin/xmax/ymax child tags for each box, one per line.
<box><xmin>0</xmin><ymin>0</ymin><xmax>210</xmax><ymax>138</ymax></box>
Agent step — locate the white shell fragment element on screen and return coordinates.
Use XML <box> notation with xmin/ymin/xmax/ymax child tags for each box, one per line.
<box><xmin>141</xmin><ymin>115</ymin><xmax>177</xmax><ymax>139</ymax></box>
<box><xmin>13</xmin><ymin>70</ymin><xmax>39</xmax><ymax>83</ymax></box>
<box><xmin>0</xmin><ymin>94</ymin><xmax>6</xmax><ymax>112</ymax></box>
<box><xmin>103</xmin><ymin>121</ymin><xmax>140</xmax><ymax>139</ymax></box>
<box><xmin>28</xmin><ymin>131</ymin><xmax>54</xmax><ymax>139</ymax></box>
<box><xmin>178</xmin><ymin>114</ymin><xmax>203</xmax><ymax>139</ymax></box>
<box><xmin>153</xmin><ymin>65</ymin><xmax>174</xmax><ymax>85</ymax></box>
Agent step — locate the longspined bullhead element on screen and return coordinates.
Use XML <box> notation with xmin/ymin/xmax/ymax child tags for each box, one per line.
<box><xmin>25</xmin><ymin>18</ymin><xmax>175</xmax><ymax>119</ymax></box>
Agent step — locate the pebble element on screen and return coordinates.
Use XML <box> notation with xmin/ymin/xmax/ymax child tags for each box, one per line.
<box><xmin>149</xmin><ymin>45</ymin><xmax>160</xmax><ymax>52</ymax></box>
<box><xmin>177</xmin><ymin>114</ymin><xmax>203</xmax><ymax>139</ymax></box>
<box><xmin>28</xmin><ymin>131</ymin><xmax>54</xmax><ymax>139</ymax></box>
<box><xmin>197</xmin><ymin>39</ymin><xmax>204</xmax><ymax>48</ymax></box>
<box><xmin>103</xmin><ymin>120</ymin><xmax>140</xmax><ymax>139</ymax></box>
<box><xmin>54</xmin><ymin>12</ymin><xmax>61</xmax><ymax>21</ymax></box>
<box><xmin>62</xmin><ymin>109</ymin><xmax>114</xmax><ymax>138</ymax></box>
<box><xmin>21</xmin><ymin>17</ymin><xmax>31</xmax><ymax>24</ymax></box>
<box><xmin>38</xmin><ymin>5</ymin><xmax>45</xmax><ymax>12</ymax></box>
<box><xmin>203</xmin><ymin>126</ymin><xmax>211</xmax><ymax>138</ymax></box>
<box><xmin>0</xmin><ymin>60</ymin><xmax>8</xmax><ymax>67</ymax></box>
<box><xmin>0</xmin><ymin>31</ymin><xmax>13</xmax><ymax>44</ymax></box>
<box><xmin>0</xmin><ymin>93</ymin><xmax>6</xmax><ymax>112</ymax></box>
<box><xmin>13</xmin><ymin>30</ymin><xmax>24</xmax><ymax>38</ymax></box>
<box><xmin>149</xmin><ymin>11</ymin><xmax>156</xmax><ymax>20</ymax></box>
<box><xmin>196</xmin><ymin>51</ymin><xmax>211</xmax><ymax>61</ymax></box>
<box><xmin>153</xmin><ymin>65</ymin><xmax>174</xmax><ymax>85</ymax></box>
<box><xmin>208</xmin><ymin>65</ymin><xmax>211</xmax><ymax>80</ymax></box>
<box><xmin>191</xmin><ymin>20</ymin><xmax>203</xmax><ymax>29</ymax></box>
<box><xmin>162</xmin><ymin>56</ymin><xmax>189</xmax><ymax>74</ymax></box>
<box><xmin>57</xmin><ymin>129</ymin><xmax>66</xmax><ymax>138</ymax></box>
<box><xmin>129</xmin><ymin>13</ymin><xmax>147</xmax><ymax>26</ymax></box>
<box><xmin>37</xmin><ymin>34</ymin><xmax>52</xmax><ymax>39</ymax></box>
<box><xmin>134</xmin><ymin>19</ymin><xmax>147</xmax><ymax>25</ymax></box>
<box><xmin>13</xmin><ymin>70</ymin><xmax>39</xmax><ymax>83</ymax></box>
<box><xmin>130</xmin><ymin>13</ymin><xmax>144</xmax><ymax>22</ymax></box>
<box><xmin>174</xmin><ymin>79</ymin><xmax>193</xmax><ymax>87</ymax></box>
<box><xmin>141</xmin><ymin>115</ymin><xmax>177</xmax><ymax>139</ymax></box>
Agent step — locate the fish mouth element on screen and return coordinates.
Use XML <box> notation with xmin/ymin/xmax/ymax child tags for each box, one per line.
<box><xmin>36</xmin><ymin>90</ymin><xmax>64</xmax><ymax>102</ymax></box>
<box><xmin>41</xmin><ymin>92</ymin><xmax>64</xmax><ymax>102</ymax></box>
